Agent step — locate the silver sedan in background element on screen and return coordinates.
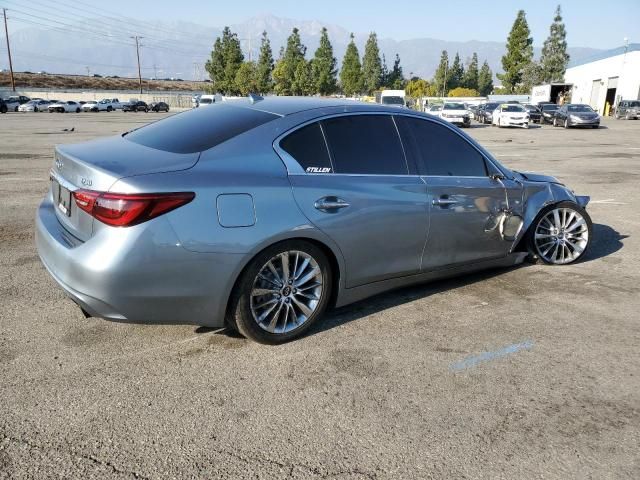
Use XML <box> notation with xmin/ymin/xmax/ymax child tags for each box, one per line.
<box><xmin>36</xmin><ymin>97</ymin><xmax>593</xmax><ymax>344</ymax></box>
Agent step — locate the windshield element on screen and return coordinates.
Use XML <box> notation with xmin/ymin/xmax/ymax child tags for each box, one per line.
<box><xmin>501</xmin><ymin>105</ymin><xmax>525</xmax><ymax>112</ymax></box>
<box><xmin>567</xmin><ymin>104</ymin><xmax>594</xmax><ymax>112</ymax></box>
<box><xmin>381</xmin><ymin>96</ymin><xmax>404</xmax><ymax>105</ymax></box>
<box><xmin>484</xmin><ymin>103</ymin><xmax>499</xmax><ymax>111</ymax></box>
<box><xmin>628</xmin><ymin>101</ymin><xmax>640</xmax><ymax>107</ymax></box>
<box><xmin>524</xmin><ymin>105</ymin><xmax>539</xmax><ymax>111</ymax></box>
<box><xmin>541</xmin><ymin>104</ymin><xmax>559</xmax><ymax>111</ymax></box>
<box><xmin>443</xmin><ymin>103</ymin><xmax>465</xmax><ymax>110</ymax></box>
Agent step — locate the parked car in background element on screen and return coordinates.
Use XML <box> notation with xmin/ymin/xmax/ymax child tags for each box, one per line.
<box><xmin>19</xmin><ymin>99</ymin><xmax>50</xmax><ymax>112</ymax></box>
<box><xmin>552</xmin><ymin>104</ymin><xmax>600</xmax><ymax>129</ymax></box>
<box><xmin>439</xmin><ymin>102</ymin><xmax>471</xmax><ymax>127</ymax></box>
<box><xmin>123</xmin><ymin>100</ymin><xmax>148</xmax><ymax>112</ymax></box>
<box><xmin>48</xmin><ymin>101</ymin><xmax>82</xmax><ymax>113</ymax></box>
<box><xmin>4</xmin><ymin>95</ymin><xmax>30</xmax><ymax>112</ymax></box>
<box><xmin>539</xmin><ymin>104</ymin><xmax>559</xmax><ymax>124</ymax></box>
<box><xmin>36</xmin><ymin>97</ymin><xmax>593</xmax><ymax>344</ymax></box>
<box><xmin>191</xmin><ymin>94</ymin><xmax>201</xmax><ymax>108</ymax></box>
<box><xmin>477</xmin><ymin>102</ymin><xmax>500</xmax><ymax>124</ymax></box>
<box><xmin>0</xmin><ymin>98</ymin><xmax>7</xmax><ymax>114</ymax></box>
<box><xmin>426</xmin><ymin>104</ymin><xmax>442</xmax><ymax>114</ymax></box>
<box><xmin>149</xmin><ymin>101</ymin><xmax>170</xmax><ymax>112</ymax></box>
<box><xmin>81</xmin><ymin>101</ymin><xmax>99</xmax><ymax>112</ymax></box>
<box><xmin>523</xmin><ymin>104</ymin><xmax>542</xmax><ymax>123</ymax></box>
<box><xmin>196</xmin><ymin>95</ymin><xmax>215</xmax><ymax>107</ymax></box>
<box><xmin>492</xmin><ymin>103</ymin><xmax>530</xmax><ymax>128</ymax></box>
<box><xmin>615</xmin><ymin>100</ymin><xmax>640</xmax><ymax>120</ymax></box>
<box><xmin>379</xmin><ymin>89</ymin><xmax>407</xmax><ymax>108</ymax></box>
<box><xmin>98</xmin><ymin>98</ymin><xmax>123</xmax><ymax>111</ymax></box>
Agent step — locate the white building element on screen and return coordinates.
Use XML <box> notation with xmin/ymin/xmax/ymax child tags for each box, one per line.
<box><xmin>565</xmin><ymin>44</ymin><xmax>640</xmax><ymax>115</ymax></box>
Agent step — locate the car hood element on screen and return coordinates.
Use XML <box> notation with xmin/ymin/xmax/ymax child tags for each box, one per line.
<box><xmin>516</xmin><ymin>171</ymin><xmax>562</xmax><ymax>184</ymax></box>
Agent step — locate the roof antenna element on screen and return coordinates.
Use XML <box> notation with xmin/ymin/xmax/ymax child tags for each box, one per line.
<box><xmin>248</xmin><ymin>93</ymin><xmax>263</xmax><ymax>104</ymax></box>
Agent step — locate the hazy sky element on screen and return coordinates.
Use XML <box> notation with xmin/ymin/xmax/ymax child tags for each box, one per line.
<box><xmin>54</xmin><ymin>0</ymin><xmax>639</xmax><ymax>48</ymax></box>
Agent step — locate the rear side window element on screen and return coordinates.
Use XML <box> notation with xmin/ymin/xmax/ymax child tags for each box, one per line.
<box><xmin>398</xmin><ymin>116</ymin><xmax>487</xmax><ymax>177</ymax></box>
<box><xmin>280</xmin><ymin>123</ymin><xmax>333</xmax><ymax>173</ymax></box>
<box><xmin>322</xmin><ymin>115</ymin><xmax>407</xmax><ymax>175</ymax></box>
<box><xmin>125</xmin><ymin>104</ymin><xmax>278</xmax><ymax>154</ymax></box>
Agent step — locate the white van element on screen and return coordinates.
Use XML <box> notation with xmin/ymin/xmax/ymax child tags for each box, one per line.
<box><xmin>197</xmin><ymin>94</ymin><xmax>216</xmax><ymax>107</ymax></box>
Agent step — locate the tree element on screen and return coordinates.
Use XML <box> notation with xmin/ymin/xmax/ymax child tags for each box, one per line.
<box><xmin>312</xmin><ymin>27</ymin><xmax>337</xmax><ymax>95</ymax></box>
<box><xmin>449</xmin><ymin>52</ymin><xmax>464</xmax><ymax>90</ymax></box>
<box><xmin>462</xmin><ymin>52</ymin><xmax>479</xmax><ymax>91</ymax></box>
<box><xmin>447</xmin><ymin>87</ymin><xmax>479</xmax><ymax>97</ymax></box>
<box><xmin>497</xmin><ymin>10</ymin><xmax>533</xmax><ymax>93</ymax></box>
<box><xmin>387</xmin><ymin>54</ymin><xmax>405</xmax><ymax>89</ymax></box>
<box><xmin>405</xmin><ymin>78</ymin><xmax>430</xmax><ymax>97</ymax></box>
<box><xmin>255</xmin><ymin>31</ymin><xmax>274</xmax><ymax>94</ymax></box>
<box><xmin>433</xmin><ymin>50</ymin><xmax>449</xmax><ymax>96</ymax></box>
<box><xmin>380</xmin><ymin>53</ymin><xmax>389</xmax><ymax>88</ymax></box>
<box><xmin>362</xmin><ymin>32</ymin><xmax>382</xmax><ymax>94</ymax></box>
<box><xmin>273</xmin><ymin>28</ymin><xmax>307</xmax><ymax>95</ymax></box>
<box><xmin>520</xmin><ymin>61</ymin><xmax>544</xmax><ymax>93</ymax></box>
<box><xmin>292</xmin><ymin>60</ymin><xmax>315</xmax><ymax>95</ymax></box>
<box><xmin>235</xmin><ymin>62</ymin><xmax>257</xmax><ymax>96</ymax></box>
<box><xmin>540</xmin><ymin>5</ymin><xmax>570</xmax><ymax>82</ymax></box>
<box><xmin>477</xmin><ymin>60</ymin><xmax>494</xmax><ymax>96</ymax></box>
<box><xmin>205</xmin><ymin>26</ymin><xmax>244</xmax><ymax>94</ymax></box>
<box><xmin>340</xmin><ymin>33</ymin><xmax>363</xmax><ymax>96</ymax></box>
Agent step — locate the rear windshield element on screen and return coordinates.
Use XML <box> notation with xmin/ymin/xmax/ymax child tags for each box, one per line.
<box><xmin>125</xmin><ymin>104</ymin><xmax>278</xmax><ymax>154</ymax></box>
<box><xmin>542</xmin><ymin>104</ymin><xmax>559</xmax><ymax>111</ymax></box>
<box><xmin>443</xmin><ymin>103</ymin><xmax>465</xmax><ymax>110</ymax></box>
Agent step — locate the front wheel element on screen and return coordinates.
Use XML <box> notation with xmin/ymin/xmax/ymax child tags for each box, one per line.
<box><xmin>564</xmin><ymin>118</ymin><xmax>569</xmax><ymax>129</ymax></box>
<box><xmin>227</xmin><ymin>240</ymin><xmax>332</xmax><ymax>344</ymax></box>
<box><xmin>527</xmin><ymin>201</ymin><xmax>592</xmax><ymax>265</ymax></box>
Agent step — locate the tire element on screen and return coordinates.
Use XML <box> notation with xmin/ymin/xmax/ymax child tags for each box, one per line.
<box><xmin>626</xmin><ymin>113</ymin><xmax>631</xmax><ymax>120</ymax></box>
<box><xmin>227</xmin><ymin>240</ymin><xmax>333</xmax><ymax>344</ymax></box>
<box><xmin>563</xmin><ymin>118</ymin><xmax>569</xmax><ymax>129</ymax></box>
<box><xmin>107</xmin><ymin>106</ymin><xmax>112</xmax><ymax>112</ymax></box>
<box><xmin>526</xmin><ymin>201</ymin><xmax>592</xmax><ymax>265</ymax></box>
<box><xmin>34</xmin><ymin>107</ymin><xmax>38</xmax><ymax>112</ymax></box>
<box><xmin>553</xmin><ymin>117</ymin><xmax>558</xmax><ymax>127</ymax></box>
<box><xmin>14</xmin><ymin>106</ymin><xmax>19</xmax><ymax>112</ymax></box>
<box><xmin>76</xmin><ymin>108</ymin><xmax>81</xmax><ymax>113</ymax></box>
<box><xmin>592</xmin><ymin>125</ymin><xmax>599</xmax><ymax>129</ymax></box>
<box><xmin>0</xmin><ymin>105</ymin><xmax>7</xmax><ymax>114</ymax></box>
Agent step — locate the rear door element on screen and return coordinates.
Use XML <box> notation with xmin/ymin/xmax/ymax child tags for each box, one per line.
<box><xmin>396</xmin><ymin>115</ymin><xmax>521</xmax><ymax>270</ymax></box>
<box><xmin>281</xmin><ymin>114</ymin><xmax>429</xmax><ymax>288</ymax></box>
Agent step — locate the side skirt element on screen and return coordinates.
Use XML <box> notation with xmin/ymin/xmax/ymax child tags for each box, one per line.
<box><xmin>334</xmin><ymin>252</ymin><xmax>528</xmax><ymax>308</ymax></box>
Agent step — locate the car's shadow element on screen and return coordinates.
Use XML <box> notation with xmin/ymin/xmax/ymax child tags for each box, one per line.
<box><xmin>203</xmin><ymin>224</ymin><xmax>626</xmax><ymax>340</ymax></box>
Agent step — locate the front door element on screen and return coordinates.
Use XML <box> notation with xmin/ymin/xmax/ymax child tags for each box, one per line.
<box><xmin>395</xmin><ymin>115</ymin><xmax>522</xmax><ymax>271</ymax></box>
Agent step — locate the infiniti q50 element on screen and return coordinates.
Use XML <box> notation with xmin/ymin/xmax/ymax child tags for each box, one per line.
<box><xmin>36</xmin><ymin>97</ymin><xmax>592</xmax><ymax>344</ymax></box>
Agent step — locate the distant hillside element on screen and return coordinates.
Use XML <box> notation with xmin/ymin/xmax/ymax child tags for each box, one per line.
<box><xmin>0</xmin><ymin>72</ymin><xmax>205</xmax><ymax>92</ymax></box>
<box><xmin>4</xmin><ymin>13</ymin><xmax>602</xmax><ymax>81</ymax></box>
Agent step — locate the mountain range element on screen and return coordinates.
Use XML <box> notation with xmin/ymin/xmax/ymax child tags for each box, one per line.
<box><xmin>5</xmin><ymin>13</ymin><xmax>601</xmax><ymax>82</ymax></box>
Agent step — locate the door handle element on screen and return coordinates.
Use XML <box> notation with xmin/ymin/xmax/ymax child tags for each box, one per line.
<box><xmin>314</xmin><ymin>196</ymin><xmax>350</xmax><ymax>212</ymax></box>
<box><xmin>432</xmin><ymin>197</ymin><xmax>458</xmax><ymax>207</ymax></box>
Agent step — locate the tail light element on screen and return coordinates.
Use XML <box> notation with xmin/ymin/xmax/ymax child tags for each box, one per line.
<box><xmin>73</xmin><ymin>190</ymin><xmax>194</xmax><ymax>227</ymax></box>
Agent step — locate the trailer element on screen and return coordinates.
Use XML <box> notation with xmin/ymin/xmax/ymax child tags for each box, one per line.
<box><xmin>531</xmin><ymin>83</ymin><xmax>573</xmax><ymax>105</ymax></box>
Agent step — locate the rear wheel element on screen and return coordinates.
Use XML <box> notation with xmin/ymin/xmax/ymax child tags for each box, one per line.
<box><xmin>564</xmin><ymin>118</ymin><xmax>569</xmax><ymax>129</ymax></box>
<box><xmin>107</xmin><ymin>106</ymin><xmax>113</xmax><ymax>112</ymax></box>
<box><xmin>527</xmin><ymin>201</ymin><xmax>592</xmax><ymax>265</ymax></box>
<box><xmin>34</xmin><ymin>107</ymin><xmax>39</xmax><ymax>112</ymax></box>
<box><xmin>228</xmin><ymin>240</ymin><xmax>332</xmax><ymax>344</ymax></box>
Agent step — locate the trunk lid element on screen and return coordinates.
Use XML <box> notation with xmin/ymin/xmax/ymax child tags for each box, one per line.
<box><xmin>50</xmin><ymin>135</ymin><xmax>200</xmax><ymax>241</ymax></box>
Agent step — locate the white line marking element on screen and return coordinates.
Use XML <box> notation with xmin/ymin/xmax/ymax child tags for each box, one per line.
<box><xmin>496</xmin><ymin>154</ymin><xmax>524</xmax><ymax>157</ymax></box>
<box><xmin>590</xmin><ymin>199</ymin><xmax>628</xmax><ymax>205</ymax></box>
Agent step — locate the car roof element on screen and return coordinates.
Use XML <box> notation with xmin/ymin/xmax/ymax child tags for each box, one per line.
<box><xmin>222</xmin><ymin>96</ymin><xmax>396</xmax><ymax>116</ymax></box>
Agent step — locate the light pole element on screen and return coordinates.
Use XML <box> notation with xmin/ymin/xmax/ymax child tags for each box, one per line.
<box><xmin>3</xmin><ymin>8</ymin><xmax>15</xmax><ymax>92</ymax></box>
<box><xmin>131</xmin><ymin>35</ymin><xmax>144</xmax><ymax>94</ymax></box>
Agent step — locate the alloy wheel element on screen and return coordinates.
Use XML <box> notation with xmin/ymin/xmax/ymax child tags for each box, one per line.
<box><xmin>250</xmin><ymin>250</ymin><xmax>324</xmax><ymax>334</ymax></box>
<box><xmin>534</xmin><ymin>208</ymin><xmax>589</xmax><ymax>265</ymax></box>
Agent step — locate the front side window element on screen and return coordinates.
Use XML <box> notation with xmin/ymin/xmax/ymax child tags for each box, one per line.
<box><xmin>398</xmin><ymin>116</ymin><xmax>487</xmax><ymax>177</ymax></box>
<box><xmin>321</xmin><ymin>115</ymin><xmax>407</xmax><ymax>175</ymax></box>
<box><xmin>280</xmin><ymin>122</ymin><xmax>332</xmax><ymax>173</ymax></box>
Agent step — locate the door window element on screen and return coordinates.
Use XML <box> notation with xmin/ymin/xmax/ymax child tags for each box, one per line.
<box><xmin>321</xmin><ymin>115</ymin><xmax>407</xmax><ymax>175</ymax></box>
<box><xmin>280</xmin><ymin>122</ymin><xmax>333</xmax><ymax>173</ymax></box>
<box><xmin>397</xmin><ymin>116</ymin><xmax>487</xmax><ymax>177</ymax></box>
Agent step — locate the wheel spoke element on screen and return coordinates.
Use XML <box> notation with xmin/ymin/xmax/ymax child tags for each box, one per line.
<box><xmin>552</xmin><ymin>209</ymin><xmax>561</xmax><ymax>229</ymax></box>
<box><xmin>294</xmin><ymin>257</ymin><xmax>310</xmax><ymax>280</ymax></box>
<box><xmin>280</xmin><ymin>253</ymin><xmax>290</xmax><ymax>284</ymax></box>
<box><xmin>292</xmin><ymin>296</ymin><xmax>313</xmax><ymax>318</ymax></box>
<box><xmin>265</xmin><ymin>261</ymin><xmax>282</xmax><ymax>286</ymax></box>
<box><xmin>254</xmin><ymin>298</ymin><xmax>278</xmax><ymax>310</ymax></box>
<box><xmin>252</xmin><ymin>288</ymin><xmax>278</xmax><ymax>297</ymax></box>
<box><xmin>295</xmin><ymin>267</ymin><xmax>320</xmax><ymax>288</ymax></box>
<box><xmin>266</xmin><ymin>302</ymin><xmax>284</xmax><ymax>333</ymax></box>
<box><xmin>566</xmin><ymin>218</ymin><xmax>585</xmax><ymax>233</ymax></box>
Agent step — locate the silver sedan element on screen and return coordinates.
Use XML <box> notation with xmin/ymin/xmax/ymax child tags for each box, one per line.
<box><xmin>36</xmin><ymin>97</ymin><xmax>593</xmax><ymax>343</ymax></box>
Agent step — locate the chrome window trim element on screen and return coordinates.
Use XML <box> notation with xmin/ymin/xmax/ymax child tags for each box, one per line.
<box><xmin>273</xmin><ymin>111</ymin><xmax>410</xmax><ymax>176</ymax></box>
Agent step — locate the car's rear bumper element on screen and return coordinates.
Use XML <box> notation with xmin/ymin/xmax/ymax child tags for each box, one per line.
<box><xmin>35</xmin><ymin>193</ymin><xmax>240</xmax><ymax>327</ymax></box>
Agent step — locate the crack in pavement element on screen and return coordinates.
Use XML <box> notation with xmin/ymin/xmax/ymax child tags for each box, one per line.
<box><xmin>2</xmin><ymin>432</ymin><xmax>378</xmax><ymax>479</ymax></box>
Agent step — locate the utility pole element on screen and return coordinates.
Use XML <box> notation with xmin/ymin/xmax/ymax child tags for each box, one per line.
<box><xmin>131</xmin><ymin>35</ymin><xmax>143</xmax><ymax>94</ymax></box>
<box><xmin>3</xmin><ymin>8</ymin><xmax>15</xmax><ymax>92</ymax></box>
